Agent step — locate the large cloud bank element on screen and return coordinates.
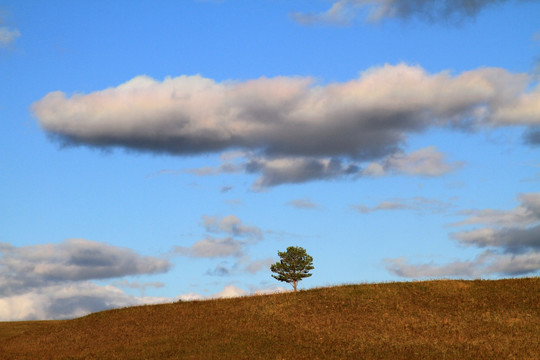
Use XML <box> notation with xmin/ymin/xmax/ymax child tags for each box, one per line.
<box><xmin>32</xmin><ymin>64</ymin><xmax>540</xmax><ymax>186</ymax></box>
<box><xmin>385</xmin><ymin>192</ymin><xmax>540</xmax><ymax>278</ymax></box>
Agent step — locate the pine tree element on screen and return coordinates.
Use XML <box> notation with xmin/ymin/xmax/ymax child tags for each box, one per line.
<box><xmin>270</xmin><ymin>246</ymin><xmax>314</xmax><ymax>292</ymax></box>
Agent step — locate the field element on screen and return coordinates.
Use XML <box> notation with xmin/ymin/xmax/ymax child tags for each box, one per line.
<box><xmin>0</xmin><ymin>278</ymin><xmax>538</xmax><ymax>359</ymax></box>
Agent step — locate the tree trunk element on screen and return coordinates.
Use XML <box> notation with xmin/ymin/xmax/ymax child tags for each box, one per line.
<box><xmin>293</xmin><ymin>281</ymin><xmax>297</xmax><ymax>292</ymax></box>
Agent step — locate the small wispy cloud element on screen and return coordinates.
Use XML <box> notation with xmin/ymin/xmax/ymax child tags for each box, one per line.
<box><xmin>176</xmin><ymin>236</ymin><xmax>244</xmax><ymax>258</ymax></box>
<box><xmin>292</xmin><ymin>1</ymin><xmax>355</xmax><ymax>26</ymax></box>
<box><xmin>146</xmin><ymin>169</ymin><xmax>184</xmax><ymax>178</ymax></box>
<box><xmin>287</xmin><ymin>198</ymin><xmax>322</xmax><ymax>210</ymax></box>
<box><xmin>174</xmin><ymin>215</ymin><xmax>269</xmax><ymax>276</ymax></box>
<box><xmin>205</xmin><ymin>256</ymin><xmax>274</xmax><ymax>276</ymax></box>
<box><xmin>0</xmin><ymin>13</ymin><xmax>20</xmax><ymax>47</ymax></box>
<box><xmin>364</xmin><ymin>146</ymin><xmax>464</xmax><ymax>178</ymax></box>
<box><xmin>351</xmin><ymin>196</ymin><xmax>454</xmax><ymax>215</ymax></box>
<box><xmin>225</xmin><ymin>198</ymin><xmax>244</xmax><ymax>206</ymax></box>
<box><xmin>0</xmin><ymin>26</ymin><xmax>20</xmax><ymax>46</ymax></box>
<box><xmin>202</xmin><ymin>214</ymin><xmax>263</xmax><ymax>239</ymax></box>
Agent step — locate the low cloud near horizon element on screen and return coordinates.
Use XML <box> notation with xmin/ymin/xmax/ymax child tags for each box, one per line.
<box><xmin>0</xmin><ymin>239</ymin><xmax>172</xmax><ymax>320</ymax></box>
<box><xmin>385</xmin><ymin>192</ymin><xmax>540</xmax><ymax>278</ymax></box>
<box><xmin>0</xmin><ymin>239</ymin><xmax>171</xmax><ymax>296</ymax></box>
<box><xmin>0</xmin><ymin>237</ymin><xmax>278</xmax><ymax>320</ymax></box>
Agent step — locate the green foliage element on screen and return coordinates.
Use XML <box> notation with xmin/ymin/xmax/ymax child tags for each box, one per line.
<box><xmin>270</xmin><ymin>246</ymin><xmax>314</xmax><ymax>291</ymax></box>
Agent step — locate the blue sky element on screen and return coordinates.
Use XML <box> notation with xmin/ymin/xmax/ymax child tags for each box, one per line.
<box><xmin>1</xmin><ymin>0</ymin><xmax>539</xmax><ymax>320</ymax></box>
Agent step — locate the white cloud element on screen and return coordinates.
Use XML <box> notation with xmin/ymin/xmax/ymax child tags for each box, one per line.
<box><xmin>176</xmin><ymin>215</ymin><xmax>263</xmax><ymax>258</ymax></box>
<box><xmin>384</xmin><ymin>257</ymin><xmax>480</xmax><ymax>278</ymax></box>
<box><xmin>385</xmin><ymin>250</ymin><xmax>540</xmax><ymax>279</ymax></box>
<box><xmin>0</xmin><ymin>26</ymin><xmax>20</xmax><ymax>46</ymax></box>
<box><xmin>212</xmin><ymin>284</ymin><xmax>248</xmax><ymax>298</ymax></box>
<box><xmin>252</xmin><ymin>286</ymin><xmax>288</xmax><ymax>296</ymax></box>
<box><xmin>32</xmin><ymin>64</ymin><xmax>540</xmax><ymax>188</ymax></box>
<box><xmin>175</xmin><ymin>215</ymin><xmax>270</xmax><ymax>278</ymax></box>
<box><xmin>452</xmin><ymin>192</ymin><xmax>540</xmax><ymax>227</ymax></box>
<box><xmin>381</xmin><ymin>146</ymin><xmax>463</xmax><ymax>176</ymax></box>
<box><xmin>202</xmin><ymin>214</ymin><xmax>263</xmax><ymax>239</ymax></box>
<box><xmin>362</xmin><ymin>162</ymin><xmax>386</xmax><ymax>177</ymax></box>
<box><xmin>483</xmin><ymin>250</ymin><xmax>540</xmax><ymax>275</ymax></box>
<box><xmin>205</xmin><ymin>256</ymin><xmax>273</xmax><ymax>276</ymax></box>
<box><xmin>351</xmin><ymin>201</ymin><xmax>406</xmax><ymax>213</ymax></box>
<box><xmin>491</xmin><ymin>87</ymin><xmax>540</xmax><ymax>126</ymax></box>
<box><xmin>225</xmin><ymin>198</ymin><xmax>244</xmax><ymax>206</ymax></box>
<box><xmin>0</xmin><ymin>237</ymin><xmax>274</xmax><ymax>320</ymax></box>
<box><xmin>0</xmin><ymin>239</ymin><xmax>172</xmax><ymax>320</ymax></box>
<box><xmin>293</xmin><ymin>1</ymin><xmax>354</xmax><ymax>26</ymax></box>
<box><xmin>176</xmin><ymin>236</ymin><xmax>244</xmax><ymax>258</ymax></box>
<box><xmin>453</xmin><ymin>225</ymin><xmax>540</xmax><ymax>253</ymax></box>
<box><xmin>235</xmin><ymin>256</ymin><xmax>274</xmax><ymax>275</ymax></box>
<box><xmin>247</xmin><ymin>156</ymin><xmax>360</xmax><ymax>189</ymax></box>
<box><xmin>351</xmin><ymin>196</ymin><xmax>453</xmax><ymax>214</ymax></box>
<box><xmin>362</xmin><ymin>146</ymin><xmax>463</xmax><ymax>177</ymax></box>
<box><xmin>385</xmin><ymin>192</ymin><xmax>540</xmax><ymax>278</ymax></box>
<box><xmin>0</xmin><ymin>239</ymin><xmax>170</xmax><ymax>296</ymax></box>
<box><xmin>175</xmin><ymin>292</ymin><xmax>205</xmax><ymax>301</ymax></box>
<box><xmin>0</xmin><ymin>281</ymin><xmax>285</xmax><ymax>320</ymax></box>
<box><xmin>0</xmin><ymin>282</ymin><xmax>170</xmax><ymax>321</ymax></box>
<box><xmin>174</xmin><ymin>284</ymin><xmax>287</xmax><ymax>302</ymax></box>
<box><xmin>293</xmin><ymin>0</ymin><xmax>528</xmax><ymax>25</ymax></box>
<box><xmin>184</xmin><ymin>146</ymin><xmax>459</xmax><ymax>188</ymax></box>
<box><xmin>287</xmin><ymin>198</ymin><xmax>322</xmax><ymax>210</ymax></box>
<box><xmin>174</xmin><ymin>285</ymin><xmax>248</xmax><ymax>301</ymax></box>
<box><xmin>110</xmin><ymin>279</ymin><xmax>165</xmax><ymax>297</ymax></box>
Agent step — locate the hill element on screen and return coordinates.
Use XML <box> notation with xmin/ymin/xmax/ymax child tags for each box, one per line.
<box><xmin>0</xmin><ymin>278</ymin><xmax>538</xmax><ymax>359</ymax></box>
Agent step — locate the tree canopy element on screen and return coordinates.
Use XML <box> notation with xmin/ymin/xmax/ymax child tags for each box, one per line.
<box><xmin>270</xmin><ymin>246</ymin><xmax>314</xmax><ymax>292</ymax></box>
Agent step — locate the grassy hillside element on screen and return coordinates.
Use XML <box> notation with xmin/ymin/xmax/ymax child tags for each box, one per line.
<box><xmin>1</xmin><ymin>278</ymin><xmax>538</xmax><ymax>359</ymax></box>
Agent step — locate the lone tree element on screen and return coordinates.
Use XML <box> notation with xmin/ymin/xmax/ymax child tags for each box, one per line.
<box><xmin>270</xmin><ymin>246</ymin><xmax>314</xmax><ymax>292</ymax></box>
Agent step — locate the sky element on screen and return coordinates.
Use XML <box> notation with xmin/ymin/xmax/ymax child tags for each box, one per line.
<box><xmin>1</xmin><ymin>0</ymin><xmax>539</xmax><ymax>321</ymax></box>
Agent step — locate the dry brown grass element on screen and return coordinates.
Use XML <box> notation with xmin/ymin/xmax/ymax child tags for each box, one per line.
<box><xmin>0</xmin><ymin>278</ymin><xmax>538</xmax><ymax>359</ymax></box>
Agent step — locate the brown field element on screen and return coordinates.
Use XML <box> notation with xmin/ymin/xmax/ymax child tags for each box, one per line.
<box><xmin>0</xmin><ymin>278</ymin><xmax>538</xmax><ymax>359</ymax></box>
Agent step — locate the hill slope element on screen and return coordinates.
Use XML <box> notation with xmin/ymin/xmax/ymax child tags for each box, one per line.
<box><xmin>1</xmin><ymin>278</ymin><xmax>539</xmax><ymax>359</ymax></box>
